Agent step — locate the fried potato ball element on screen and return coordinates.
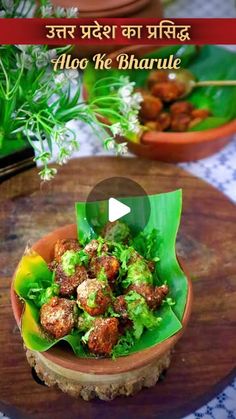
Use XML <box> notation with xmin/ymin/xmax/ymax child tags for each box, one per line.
<box><xmin>84</xmin><ymin>239</ymin><xmax>108</xmax><ymax>259</ymax></box>
<box><xmin>151</xmin><ymin>81</ymin><xmax>185</xmax><ymax>103</ymax></box>
<box><xmin>191</xmin><ymin>108</ymin><xmax>211</xmax><ymax>119</ymax></box>
<box><xmin>113</xmin><ymin>296</ymin><xmax>133</xmax><ymax>334</ymax></box>
<box><xmin>170</xmin><ymin>101</ymin><xmax>194</xmax><ymax>115</ymax></box>
<box><xmin>90</xmin><ymin>255</ymin><xmax>120</xmax><ymax>284</ymax></box>
<box><xmin>55</xmin><ymin>263</ymin><xmax>88</xmax><ymax>297</ymax></box>
<box><xmin>170</xmin><ymin>113</ymin><xmax>192</xmax><ymax>132</ymax></box>
<box><xmin>127</xmin><ymin>283</ymin><xmax>169</xmax><ymax>310</ymax></box>
<box><xmin>77</xmin><ymin>278</ymin><xmax>112</xmax><ymax>316</ymax></box>
<box><xmin>113</xmin><ymin>295</ymin><xmax>129</xmax><ymax>319</ymax></box>
<box><xmin>54</xmin><ymin>239</ymin><xmax>81</xmax><ymax>263</ymax></box>
<box><xmin>88</xmin><ymin>317</ymin><xmax>119</xmax><ymax>356</ymax></box>
<box><xmin>148</xmin><ymin>70</ymin><xmax>168</xmax><ymax>89</ymax></box>
<box><xmin>139</xmin><ymin>94</ymin><xmax>163</xmax><ymax>120</ymax></box>
<box><xmin>101</xmin><ymin>220</ymin><xmax>130</xmax><ymax>243</ymax></box>
<box><xmin>156</xmin><ymin>112</ymin><xmax>171</xmax><ymax>131</ymax></box>
<box><xmin>40</xmin><ymin>297</ymin><xmax>77</xmax><ymax>339</ymax></box>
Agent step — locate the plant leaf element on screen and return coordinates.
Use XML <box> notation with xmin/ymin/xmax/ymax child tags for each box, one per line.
<box><xmin>76</xmin><ymin>189</ymin><xmax>188</xmax><ymax>354</ymax></box>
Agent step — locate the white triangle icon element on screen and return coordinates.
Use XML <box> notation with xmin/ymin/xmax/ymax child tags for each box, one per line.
<box><xmin>108</xmin><ymin>198</ymin><xmax>131</xmax><ymax>222</ymax></box>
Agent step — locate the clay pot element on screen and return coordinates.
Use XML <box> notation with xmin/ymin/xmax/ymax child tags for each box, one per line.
<box><xmin>107</xmin><ymin>45</ymin><xmax>236</xmax><ymax>162</ymax></box>
<box><xmin>51</xmin><ymin>0</ymin><xmax>161</xmax><ymax>17</ymax></box>
<box><xmin>11</xmin><ymin>224</ymin><xmax>193</xmax><ymax>400</ymax></box>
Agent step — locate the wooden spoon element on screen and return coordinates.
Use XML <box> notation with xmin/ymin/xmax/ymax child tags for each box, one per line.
<box><xmin>167</xmin><ymin>69</ymin><xmax>236</xmax><ymax>97</ymax></box>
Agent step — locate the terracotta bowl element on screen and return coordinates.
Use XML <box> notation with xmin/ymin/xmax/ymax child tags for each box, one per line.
<box><xmin>51</xmin><ymin>0</ymin><xmax>159</xmax><ymax>17</ymax></box>
<box><xmin>106</xmin><ymin>46</ymin><xmax>236</xmax><ymax>163</ymax></box>
<box><xmin>11</xmin><ymin>224</ymin><xmax>193</xmax><ymax>400</ymax></box>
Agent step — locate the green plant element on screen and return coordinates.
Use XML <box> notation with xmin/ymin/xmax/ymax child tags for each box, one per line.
<box><xmin>0</xmin><ymin>0</ymin><xmax>78</xmax><ymax>18</ymax></box>
<box><xmin>0</xmin><ymin>45</ymin><xmax>142</xmax><ymax>180</ymax></box>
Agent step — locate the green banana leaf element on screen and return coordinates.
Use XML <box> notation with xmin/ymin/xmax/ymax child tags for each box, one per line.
<box><xmin>76</xmin><ymin>190</ymin><xmax>188</xmax><ymax>354</ymax></box>
<box><xmin>14</xmin><ymin>251</ymin><xmax>84</xmax><ymax>355</ymax></box>
<box><xmin>14</xmin><ymin>190</ymin><xmax>188</xmax><ymax>357</ymax></box>
<box><xmin>84</xmin><ymin>45</ymin><xmax>236</xmax><ymax>136</ymax></box>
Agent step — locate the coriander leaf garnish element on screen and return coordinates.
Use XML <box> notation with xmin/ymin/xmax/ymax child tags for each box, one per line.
<box><xmin>61</xmin><ymin>249</ymin><xmax>89</xmax><ymax>276</ymax></box>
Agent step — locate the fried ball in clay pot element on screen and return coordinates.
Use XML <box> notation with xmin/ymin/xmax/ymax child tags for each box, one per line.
<box><xmin>87</xmin><ymin>317</ymin><xmax>119</xmax><ymax>356</ymax></box>
<box><xmin>55</xmin><ymin>263</ymin><xmax>88</xmax><ymax>297</ymax></box>
<box><xmin>126</xmin><ymin>283</ymin><xmax>169</xmax><ymax>310</ymax></box>
<box><xmin>170</xmin><ymin>101</ymin><xmax>194</xmax><ymax>115</ymax></box>
<box><xmin>54</xmin><ymin>239</ymin><xmax>81</xmax><ymax>263</ymax></box>
<box><xmin>171</xmin><ymin>113</ymin><xmax>192</xmax><ymax>132</ymax></box>
<box><xmin>84</xmin><ymin>239</ymin><xmax>109</xmax><ymax>259</ymax></box>
<box><xmin>147</xmin><ymin>70</ymin><xmax>169</xmax><ymax>89</ymax></box>
<box><xmin>139</xmin><ymin>94</ymin><xmax>163</xmax><ymax>120</ymax></box>
<box><xmin>40</xmin><ymin>297</ymin><xmax>77</xmax><ymax>339</ymax></box>
<box><xmin>151</xmin><ymin>81</ymin><xmax>185</xmax><ymax>103</ymax></box>
<box><xmin>90</xmin><ymin>255</ymin><xmax>120</xmax><ymax>285</ymax></box>
<box><xmin>102</xmin><ymin>220</ymin><xmax>131</xmax><ymax>243</ymax></box>
<box><xmin>189</xmin><ymin>108</ymin><xmax>211</xmax><ymax>128</ymax></box>
<box><xmin>77</xmin><ymin>278</ymin><xmax>112</xmax><ymax>316</ymax></box>
<box><xmin>156</xmin><ymin>112</ymin><xmax>171</xmax><ymax>131</ymax></box>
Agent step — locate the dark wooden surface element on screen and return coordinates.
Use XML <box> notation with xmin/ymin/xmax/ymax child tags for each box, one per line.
<box><xmin>0</xmin><ymin>157</ymin><xmax>235</xmax><ymax>419</ymax></box>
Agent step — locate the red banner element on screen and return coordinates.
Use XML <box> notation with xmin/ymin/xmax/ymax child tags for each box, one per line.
<box><xmin>0</xmin><ymin>18</ymin><xmax>235</xmax><ymax>45</ymax></box>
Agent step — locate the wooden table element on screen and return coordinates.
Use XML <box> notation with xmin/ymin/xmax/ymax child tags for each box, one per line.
<box><xmin>0</xmin><ymin>157</ymin><xmax>235</xmax><ymax>419</ymax></box>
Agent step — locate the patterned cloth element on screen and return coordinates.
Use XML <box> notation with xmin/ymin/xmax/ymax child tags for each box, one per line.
<box><xmin>164</xmin><ymin>0</ymin><xmax>236</xmax><ymax>18</ymax></box>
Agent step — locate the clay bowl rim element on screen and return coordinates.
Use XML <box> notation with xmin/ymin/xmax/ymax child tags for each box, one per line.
<box><xmin>51</xmin><ymin>0</ymin><xmax>150</xmax><ymax>15</ymax></box>
<box><xmin>11</xmin><ymin>223</ymin><xmax>193</xmax><ymax>375</ymax></box>
<box><xmin>104</xmin><ymin>45</ymin><xmax>236</xmax><ymax>145</ymax></box>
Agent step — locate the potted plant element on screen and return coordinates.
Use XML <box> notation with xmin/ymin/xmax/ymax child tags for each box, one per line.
<box><xmin>0</xmin><ymin>44</ymin><xmax>142</xmax><ymax>180</ymax></box>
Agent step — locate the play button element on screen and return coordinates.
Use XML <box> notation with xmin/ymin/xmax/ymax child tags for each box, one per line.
<box><xmin>108</xmin><ymin>198</ymin><xmax>131</xmax><ymax>222</ymax></box>
<box><xmin>85</xmin><ymin>177</ymin><xmax>151</xmax><ymax>235</ymax></box>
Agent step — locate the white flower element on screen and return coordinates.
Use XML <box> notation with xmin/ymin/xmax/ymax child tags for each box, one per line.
<box><xmin>118</xmin><ymin>83</ymin><xmax>135</xmax><ymax>100</ymax></box>
<box><xmin>54</xmin><ymin>73</ymin><xmax>66</xmax><ymax>86</ymax></box>
<box><xmin>33</xmin><ymin>90</ymin><xmax>43</xmax><ymax>102</ymax></box>
<box><xmin>130</xmin><ymin>92</ymin><xmax>143</xmax><ymax>109</ymax></box>
<box><xmin>64</xmin><ymin>69</ymin><xmax>79</xmax><ymax>85</ymax></box>
<box><xmin>110</xmin><ymin>123</ymin><xmax>123</xmax><ymax>137</ymax></box>
<box><xmin>39</xmin><ymin>167</ymin><xmax>57</xmax><ymax>181</ymax></box>
<box><xmin>58</xmin><ymin>148</ymin><xmax>71</xmax><ymax>165</ymax></box>
<box><xmin>117</xmin><ymin>77</ymin><xmax>142</xmax><ymax>115</ymax></box>
<box><xmin>35</xmin><ymin>52</ymin><xmax>49</xmax><ymax>69</ymax></box>
<box><xmin>105</xmin><ymin>139</ymin><xmax>116</xmax><ymax>150</ymax></box>
<box><xmin>0</xmin><ymin>11</ymin><xmax>6</xmax><ymax>17</ymax></box>
<box><xmin>116</xmin><ymin>142</ymin><xmax>128</xmax><ymax>155</ymax></box>
<box><xmin>47</xmin><ymin>49</ymin><xmax>57</xmax><ymax>60</ymax></box>
<box><xmin>16</xmin><ymin>45</ymin><xmax>30</xmax><ymax>53</ymax></box>
<box><xmin>40</xmin><ymin>5</ymin><xmax>53</xmax><ymax>17</ymax></box>
<box><xmin>35</xmin><ymin>151</ymin><xmax>51</xmax><ymax>164</ymax></box>
<box><xmin>68</xmin><ymin>139</ymin><xmax>80</xmax><ymax>152</ymax></box>
<box><xmin>55</xmin><ymin>6</ymin><xmax>66</xmax><ymax>17</ymax></box>
<box><xmin>128</xmin><ymin>114</ymin><xmax>140</xmax><ymax>133</ymax></box>
<box><xmin>51</xmin><ymin>126</ymin><xmax>67</xmax><ymax>145</ymax></box>
<box><xmin>2</xmin><ymin>0</ymin><xmax>14</xmax><ymax>13</ymax></box>
<box><xmin>54</xmin><ymin>70</ymin><xmax>79</xmax><ymax>87</ymax></box>
<box><xmin>19</xmin><ymin>53</ymin><xmax>33</xmax><ymax>70</ymax></box>
<box><xmin>66</xmin><ymin>7</ymin><xmax>78</xmax><ymax>17</ymax></box>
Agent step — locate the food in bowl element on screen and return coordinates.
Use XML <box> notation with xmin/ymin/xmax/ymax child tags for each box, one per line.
<box><xmin>139</xmin><ymin>70</ymin><xmax>211</xmax><ymax>133</ymax></box>
<box><xmin>83</xmin><ymin>45</ymin><xmax>236</xmax><ymax>162</ymax></box>
<box><xmin>21</xmin><ymin>221</ymin><xmax>172</xmax><ymax>358</ymax></box>
<box><xmin>11</xmin><ymin>190</ymin><xmax>192</xmax><ymax>399</ymax></box>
